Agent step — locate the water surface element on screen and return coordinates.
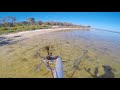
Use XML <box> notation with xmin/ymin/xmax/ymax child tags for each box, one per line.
<box><xmin>0</xmin><ymin>29</ymin><xmax>120</xmax><ymax>78</ymax></box>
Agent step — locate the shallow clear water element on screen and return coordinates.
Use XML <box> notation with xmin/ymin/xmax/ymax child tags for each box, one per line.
<box><xmin>0</xmin><ymin>29</ymin><xmax>120</xmax><ymax>78</ymax></box>
<box><xmin>53</xmin><ymin>29</ymin><xmax>120</xmax><ymax>60</ymax></box>
<box><xmin>51</xmin><ymin>29</ymin><xmax>120</xmax><ymax>78</ymax></box>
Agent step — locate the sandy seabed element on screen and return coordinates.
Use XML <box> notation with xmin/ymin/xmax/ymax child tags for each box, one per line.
<box><xmin>0</xmin><ymin>28</ymin><xmax>120</xmax><ymax>78</ymax></box>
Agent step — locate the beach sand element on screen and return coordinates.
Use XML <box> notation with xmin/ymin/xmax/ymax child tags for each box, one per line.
<box><xmin>0</xmin><ymin>28</ymin><xmax>81</xmax><ymax>40</ymax></box>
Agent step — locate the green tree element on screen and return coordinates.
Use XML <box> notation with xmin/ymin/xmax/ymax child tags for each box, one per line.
<box><xmin>37</xmin><ymin>21</ymin><xmax>43</xmax><ymax>25</ymax></box>
<box><xmin>0</xmin><ymin>16</ymin><xmax>16</xmax><ymax>27</ymax></box>
<box><xmin>0</xmin><ymin>17</ymin><xmax>8</xmax><ymax>27</ymax></box>
<box><xmin>11</xmin><ymin>16</ymin><xmax>16</xmax><ymax>26</ymax></box>
<box><xmin>27</xmin><ymin>18</ymin><xmax>35</xmax><ymax>25</ymax></box>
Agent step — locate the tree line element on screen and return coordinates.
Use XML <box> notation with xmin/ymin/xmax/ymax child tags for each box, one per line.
<box><xmin>0</xmin><ymin>16</ymin><xmax>91</xmax><ymax>28</ymax></box>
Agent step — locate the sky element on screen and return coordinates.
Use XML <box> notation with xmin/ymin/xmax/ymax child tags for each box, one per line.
<box><xmin>0</xmin><ymin>12</ymin><xmax>120</xmax><ymax>31</ymax></box>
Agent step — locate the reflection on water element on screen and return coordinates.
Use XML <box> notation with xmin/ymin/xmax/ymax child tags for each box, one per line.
<box><xmin>0</xmin><ymin>29</ymin><xmax>120</xmax><ymax>78</ymax></box>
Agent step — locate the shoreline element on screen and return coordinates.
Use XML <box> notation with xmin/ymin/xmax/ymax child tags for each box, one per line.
<box><xmin>0</xmin><ymin>28</ymin><xmax>81</xmax><ymax>39</ymax></box>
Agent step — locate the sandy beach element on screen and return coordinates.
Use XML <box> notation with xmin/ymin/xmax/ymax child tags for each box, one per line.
<box><xmin>0</xmin><ymin>28</ymin><xmax>81</xmax><ymax>40</ymax></box>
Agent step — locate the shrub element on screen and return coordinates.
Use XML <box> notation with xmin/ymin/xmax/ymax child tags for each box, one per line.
<box><xmin>23</xmin><ymin>27</ymin><xmax>31</xmax><ymax>30</ymax></box>
<box><xmin>2</xmin><ymin>27</ymin><xmax>8</xmax><ymax>30</ymax></box>
<box><xmin>31</xmin><ymin>27</ymin><xmax>36</xmax><ymax>30</ymax></box>
<box><xmin>7</xmin><ymin>30</ymin><xmax>15</xmax><ymax>33</ymax></box>
<box><xmin>11</xmin><ymin>27</ymin><xmax>17</xmax><ymax>30</ymax></box>
<box><xmin>22</xmin><ymin>26</ymin><xmax>24</xmax><ymax>28</ymax></box>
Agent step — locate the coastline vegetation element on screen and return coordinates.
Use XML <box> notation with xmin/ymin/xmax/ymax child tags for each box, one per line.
<box><xmin>0</xmin><ymin>16</ymin><xmax>91</xmax><ymax>35</ymax></box>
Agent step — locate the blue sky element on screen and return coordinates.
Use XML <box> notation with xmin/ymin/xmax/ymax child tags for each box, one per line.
<box><xmin>0</xmin><ymin>12</ymin><xmax>120</xmax><ymax>31</ymax></box>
